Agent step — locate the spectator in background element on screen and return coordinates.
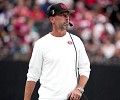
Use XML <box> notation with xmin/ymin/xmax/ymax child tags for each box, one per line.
<box><xmin>0</xmin><ymin>1</ymin><xmax>9</xmax><ymax>28</ymax></box>
<box><xmin>24</xmin><ymin>20</ymin><xmax>40</xmax><ymax>46</ymax></box>
<box><xmin>84</xmin><ymin>0</ymin><xmax>97</xmax><ymax>10</ymax></box>
<box><xmin>35</xmin><ymin>0</ymin><xmax>51</xmax><ymax>13</ymax></box>
<box><xmin>93</xmin><ymin>13</ymin><xmax>115</xmax><ymax>41</ymax></box>
<box><xmin>0</xmin><ymin>25</ymin><xmax>10</xmax><ymax>60</ymax></box>
<box><xmin>13</xmin><ymin>0</ymin><xmax>30</xmax><ymax>17</ymax></box>
<box><xmin>97</xmin><ymin>0</ymin><xmax>112</xmax><ymax>9</ymax></box>
<box><xmin>104</xmin><ymin>0</ymin><xmax>120</xmax><ymax>29</ymax></box>
<box><xmin>14</xmin><ymin>16</ymin><xmax>31</xmax><ymax>43</ymax></box>
<box><xmin>30</xmin><ymin>3</ymin><xmax>45</xmax><ymax>22</ymax></box>
<box><xmin>36</xmin><ymin>0</ymin><xmax>74</xmax><ymax>9</ymax></box>
<box><xmin>99</xmin><ymin>31</ymin><xmax>116</xmax><ymax>59</ymax></box>
<box><xmin>76</xmin><ymin>12</ymin><xmax>94</xmax><ymax>43</ymax></box>
<box><xmin>114</xmin><ymin>29</ymin><xmax>120</xmax><ymax>58</ymax></box>
<box><xmin>71</xmin><ymin>0</ymin><xmax>87</xmax><ymax>30</ymax></box>
<box><xmin>71</xmin><ymin>1</ymin><xmax>94</xmax><ymax>43</ymax></box>
<box><xmin>85</xmin><ymin>37</ymin><xmax>100</xmax><ymax>56</ymax></box>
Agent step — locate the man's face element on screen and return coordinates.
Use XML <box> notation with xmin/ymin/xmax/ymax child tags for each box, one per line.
<box><xmin>53</xmin><ymin>12</ymin><xmax>70</xmax><ymax>30</ymax></box>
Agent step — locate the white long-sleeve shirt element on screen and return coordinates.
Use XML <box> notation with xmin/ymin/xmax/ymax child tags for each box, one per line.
<box><xmin>27</xmin><ymin>32</ymin><xmax>90</xmax><ymax>100</ymax></box>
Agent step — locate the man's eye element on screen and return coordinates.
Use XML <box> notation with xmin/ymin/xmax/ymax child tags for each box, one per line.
<box><xmin>59</xmin><ymin>14</ymin><xmax>63</xmax><ymax>16</ymax></box>
<box><xmin>60</xmin><ymin>14</ymin><xmax>69</xmax><ymax>17</ymax></box>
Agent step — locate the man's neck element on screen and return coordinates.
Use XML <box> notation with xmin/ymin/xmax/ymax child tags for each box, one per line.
<box><xmin>51</xmin><ymin>30</ymin><xmax>67</xmax><ymax>37</ymax></box>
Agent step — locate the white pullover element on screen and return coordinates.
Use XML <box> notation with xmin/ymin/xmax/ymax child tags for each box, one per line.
<box><xmin>27</xmin><ymin>32</ymin><xmax>90</xmax><ymax>100</ymax></box>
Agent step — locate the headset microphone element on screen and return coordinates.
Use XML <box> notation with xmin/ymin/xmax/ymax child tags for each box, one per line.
<box><xmin>69</xmin><ymin>22</ymin><xmax>73</xmax><ymax>26</ymax></box>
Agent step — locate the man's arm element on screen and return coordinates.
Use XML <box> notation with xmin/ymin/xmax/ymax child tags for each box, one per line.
<box><xmin>68</xmin><ymin>75</ymin><xmax>89</xmax><ymax>100</ymax></box>
<box><xmin>24</xmin><ymin>81</ymin><xmax>36</xmax><ymax>100</ymax></box>
<box><xmin>76</xmin><ymin>75</ymin><xmax>88</xmax><ymax>89</ymax></box>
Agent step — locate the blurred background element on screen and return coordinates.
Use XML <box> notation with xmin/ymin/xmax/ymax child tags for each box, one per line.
<box><xmin>0</xmin><ymin>0</ymin><xmax>120</xmax><ymax>64</ymax></box>
<box><xmin>0</xmin><ymin>0</ymin><xmax>120</xmax><ymax>100</ymax></box>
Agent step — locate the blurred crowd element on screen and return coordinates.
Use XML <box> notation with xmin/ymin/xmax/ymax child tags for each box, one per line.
<box><xmin>0</xmin><ymin>0</ymin><xmax>120</xmax><ymax>64</ymax></box>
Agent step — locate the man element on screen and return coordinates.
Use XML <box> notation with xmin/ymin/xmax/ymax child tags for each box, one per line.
<box><xmin>24</xmin><ymin>3</ymin><xmax>91</xmax><ymax>100</ymax></box>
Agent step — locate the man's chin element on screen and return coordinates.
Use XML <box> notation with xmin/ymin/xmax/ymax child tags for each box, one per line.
<box><xmin>60</xmin><ymin>25</ymin><xmax>69</xmax><ymax>31</ymax></box>
<box><xmin>64</xmin><ymin>25</ymin><xmax>69</xmax><ymax>29</ymax></box>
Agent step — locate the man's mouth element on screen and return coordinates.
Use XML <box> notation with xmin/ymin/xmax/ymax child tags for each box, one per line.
<box><xmin>64</xmin><ymin>22</ymin><xmax>69</xmax><ymax>26</ymax></box>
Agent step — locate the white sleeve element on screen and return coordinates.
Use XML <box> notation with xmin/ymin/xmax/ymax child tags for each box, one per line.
<box><xmin>78</xmin><ymin>41</ymin><xmax>91</xmax><ymax>78</ymax></box>
<box><xmin>27</xmin><ymin>41</ymin><xmax>43</xmax><ymax>82</ymax></box>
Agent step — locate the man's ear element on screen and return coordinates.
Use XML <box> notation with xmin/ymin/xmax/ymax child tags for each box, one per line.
<box><xmin>49</xmin><ymin>16</ymin><xmax>55</xmax><ymax>24</ymax></box>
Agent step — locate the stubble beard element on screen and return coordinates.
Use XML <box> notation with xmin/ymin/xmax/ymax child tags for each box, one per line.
<box><xmin>58</xmin><ymin>22</ymin><xmax>69</xmax><ymax>31</ymax></box>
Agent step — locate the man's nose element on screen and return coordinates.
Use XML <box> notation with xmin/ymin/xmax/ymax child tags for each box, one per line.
<box><xmin>65</xmin><ymin>15</ymin><xmax>69</xmax><ymax>20</ymax></box>
<box><xmin>66</xmin><ymin>14</ymin><xmax>69</xmax><ymax>19</ymax></box>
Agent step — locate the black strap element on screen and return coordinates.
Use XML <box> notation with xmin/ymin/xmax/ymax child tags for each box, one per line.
<box><xmin>69</xmin><ymin>33</ymin><xmax>79</xmax><ymax>82</ymax></box>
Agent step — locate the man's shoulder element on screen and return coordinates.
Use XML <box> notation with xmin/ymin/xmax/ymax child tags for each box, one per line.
<box><xmin>36</xmin><ymin>33</ymin><xmax>50</xmax><ymax>42</ymax></box>
<box><xmin>68</xmin><ymin>32</ymin><xmax>82</xmax><ymax>41</ymax></box>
